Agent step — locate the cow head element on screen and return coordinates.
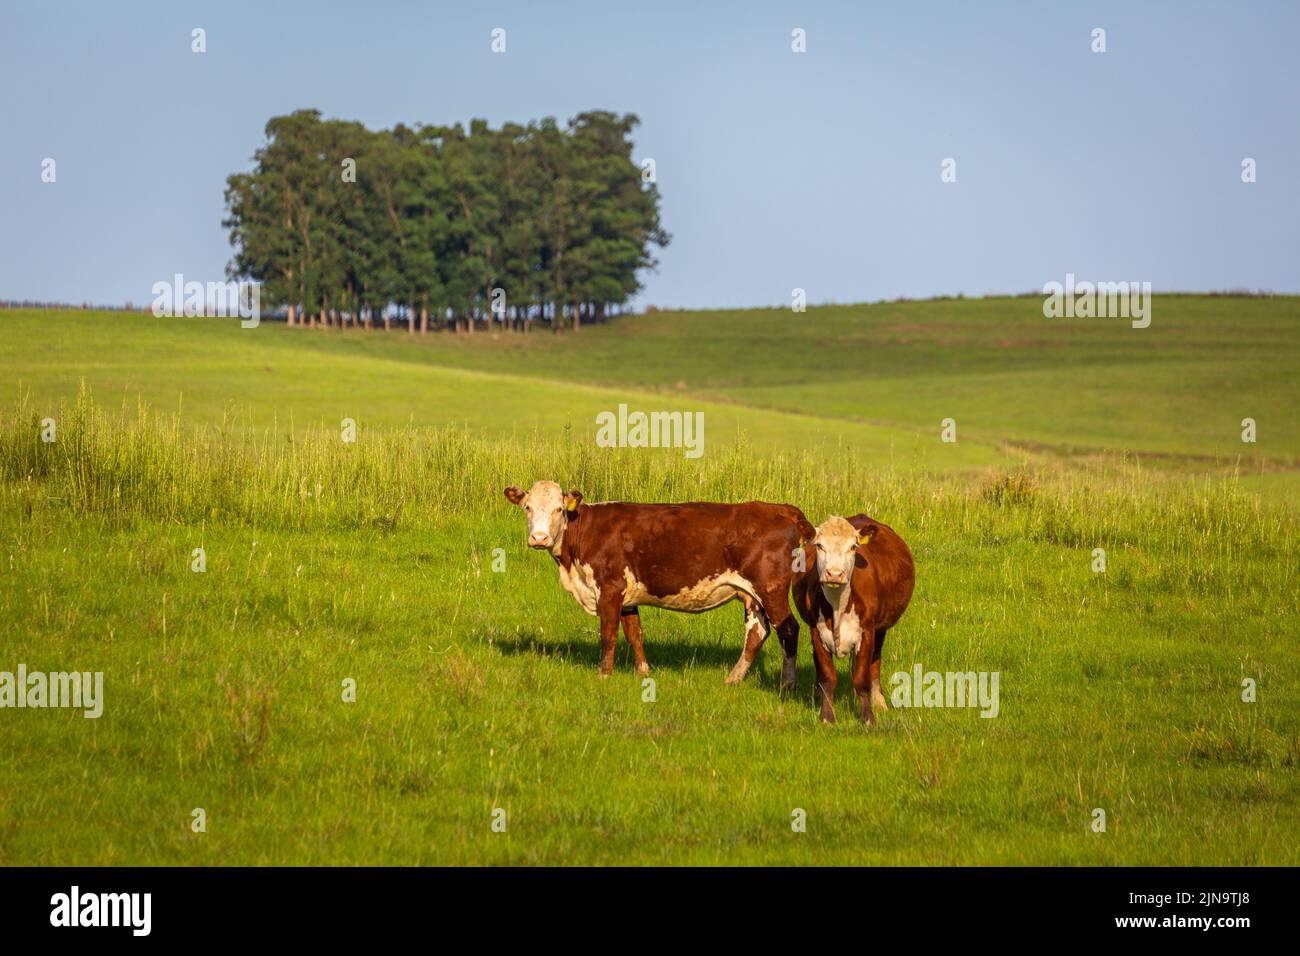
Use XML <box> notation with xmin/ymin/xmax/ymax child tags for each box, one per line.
<box><xmin>812</xmin><ymin>517</ymin><xmax>865</xmax><ymax>588</ymax></box>
<box><xmin>813</xmin><ymin>516</ymin><xmax>878</xmax><ymax>657</ymax></box>
<box><xmin>504</xmin><ymin>481</ymin><xmax>583</xmax><ymax>552</ymax></box>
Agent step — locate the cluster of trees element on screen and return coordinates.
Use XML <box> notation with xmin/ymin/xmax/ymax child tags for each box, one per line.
<box><xmin>223</xmin><ymin>109</ymin><xmax>669</xmax><ymax>332</ymax></box>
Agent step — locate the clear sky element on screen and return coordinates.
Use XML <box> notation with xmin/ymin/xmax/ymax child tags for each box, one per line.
<box><xmin>2</xmin><ymin>0</ymin><xmax>1297</xmax><ymax>309</ymax></box>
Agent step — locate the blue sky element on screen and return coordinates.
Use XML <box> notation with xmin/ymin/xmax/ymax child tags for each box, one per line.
<box><xmin>2</xmin><ymin>0</ymin><xmax>1297</xmax><ymax>309</ymax></box>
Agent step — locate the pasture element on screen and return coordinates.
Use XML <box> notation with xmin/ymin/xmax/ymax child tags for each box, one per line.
<box><xmin>0</xmin><ymin>298</ymin><xmax>1296</xmax><ymax>865</ymax></box>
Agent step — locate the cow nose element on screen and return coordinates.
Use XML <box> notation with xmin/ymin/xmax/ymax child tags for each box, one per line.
<box><xmin>528</xmin><ymin>532</ymin><xmax>550</xmax><ymax>547</ymax></box>
<box><xmin>823</xmin><ymin>569</ymin><xmax>845</xmax><ymax>584</ymax></box>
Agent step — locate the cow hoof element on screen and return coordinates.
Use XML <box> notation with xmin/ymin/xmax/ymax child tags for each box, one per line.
<box><xmin>872</xmin><ymin>695</ymin><xmax>888</xmax><ymax>713</ymax></box>
<box><xmin>597</xmin><ymin>668</ymin><xmax>613</xmax><ymax>679</ymax></box>
<box><xmin>780</xmin><ymin>680</ymin><xmax>796</xmax><ymax>693</ymax></box>
<box><xmin>635</xmin><ymin>664</ymin><xmax>652</xmax><ymax>677</ymax></box>
<box><xmin>724</xmin><ymin>664</ymin><xmax>749</xmax><ymax>685</ymax></box>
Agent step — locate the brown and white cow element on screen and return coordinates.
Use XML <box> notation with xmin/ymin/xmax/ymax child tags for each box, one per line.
<box><xmin>504</xmin><ymin>480</ymin><xmax>813</xmax><ymax>684</ymax></box>
<box><xmin>793</xmin><ymin>514</ymin><xmax>915</xmax><ymax>725</ymax></box>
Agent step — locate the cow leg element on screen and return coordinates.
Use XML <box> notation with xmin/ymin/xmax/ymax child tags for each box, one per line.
<box><xmin>763</xmin><ymin>593</ymin><xmax>800</xmax><ymax>692</ymax></box>
<box><xmin>620</xmin><ymin>607</ymin><xmax>650</xmax><ymax>676</ymax></box>
<box><xmin>810</xmin><ymin>615</ymin><xmax>838</xmax><ymax>724</ymax></box>
<box><xmin>852</xmin><ymin>628</ymin><xmax>877</xmax><ymax>725</ymax></box>
<box><xmin>596</xmin><ymin>588</ymin><xmax>625</xmax><ymax>677</ymax></box>
<box><xmin>775</xmin><ymin>616</ymin><xmax>799</xmax><ymax>692</ymax></box>
<box><xmin>724</xmin><ymin>597</ymin><xmax>770</xmax><ymax>685</ymax></box>
<box><xmin>870</xmin><ymin>628</ymin><xmax>888</xmax><ymax>712</ymax></box>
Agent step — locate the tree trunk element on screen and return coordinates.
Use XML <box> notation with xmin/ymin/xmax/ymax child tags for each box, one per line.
<box><xmin>420</xmin><ymin>296</ymin><xmax>429</xmax><ymax>334</ymax></box>
<box><xmin>287</xmin><ymin>303</ymin><xmax>296</xmax><ymax>327</ymax></box>
<box><xmin>382</xmin><ymin>306</ymin><xmax>390</xmax><ymax>331</ymax></box>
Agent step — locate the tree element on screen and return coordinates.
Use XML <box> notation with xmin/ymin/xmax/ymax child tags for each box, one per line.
<box><xmin>224</xmin><ymin>110</ymin><xmax>670</xmax><ymax>334</ymax></box>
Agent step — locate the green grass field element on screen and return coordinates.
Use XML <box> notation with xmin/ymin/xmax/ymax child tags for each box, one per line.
<box><xmin>0</xmin><ymin>298</ymin><xmax>1296</xmax><ymax>865</ymax></box>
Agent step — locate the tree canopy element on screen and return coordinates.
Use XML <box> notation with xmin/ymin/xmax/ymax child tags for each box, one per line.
<box><xmin>224</xmin><ymin>109</ymin><xmax>669</xmax><ymax>332</ymax></box>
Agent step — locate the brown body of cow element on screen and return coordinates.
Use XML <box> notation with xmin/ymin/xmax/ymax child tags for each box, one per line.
<box><xmin>793</xmin><ymin>513</ymin><xmax>915</xmax><ymax>725</ymax></box>
<box><xmin>505</xmin><ymin>481</ymin><xmax>813</xmax><ymax>684</ymax></box>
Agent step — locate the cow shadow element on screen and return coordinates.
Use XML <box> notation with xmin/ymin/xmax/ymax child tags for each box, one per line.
<box><xmin>494</xmin><ymin>629</ymin><xmax>737</xmax><ymax>672</ymax></box>
<box><xmin>492</xmin><ymin>627</ymin><xmax>832</xmax><ymax>712</ymax></box>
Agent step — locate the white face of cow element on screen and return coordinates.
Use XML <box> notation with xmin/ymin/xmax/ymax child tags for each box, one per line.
<box><xmin>813</xmin><ymin>517</ymin><xmax>860</xmax><ymax>589</ymax></box>
<box><xmin>503</xmin><ymin>481</ymin><xmax>582</xmax><ymax>552</ymax></box>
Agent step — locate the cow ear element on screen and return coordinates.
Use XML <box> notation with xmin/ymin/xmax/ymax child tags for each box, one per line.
<box><xmin>504</xmin><ymin>486</ymin><xmax>525</xmax><ymax>506</ymax></box>
<box><xmin>858</xmin><ymin>524</ymin><xmax>879</xmax><ymax>545</ymax></box>
<box><xmin>564</xmin><ymin>490</ymin><xmax>584</xmax><ymax>514</ymax></box>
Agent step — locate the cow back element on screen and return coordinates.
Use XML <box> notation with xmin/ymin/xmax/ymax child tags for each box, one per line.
<box><xmin>562</xmin><ymin>500</ymin><xmax>809</xmax><ymax>601</ymax></box>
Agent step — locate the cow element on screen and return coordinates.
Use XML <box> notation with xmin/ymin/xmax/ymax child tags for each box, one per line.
<box><xmin>504</xmin><ymin>480</ymin><xmax>813</xmax><ymax>685</ymax></box>
<box><xmin>793</xmin><ymin>514</ymin><xmax>915</xmax><ymax>725</ymax></box>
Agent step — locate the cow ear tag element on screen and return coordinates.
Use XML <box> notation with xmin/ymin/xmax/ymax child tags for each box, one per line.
<box><xmin>858</xmin><ymin>527</ymin><xmax>876</xmax><ymax>545</ymax></box>
<box><xmin>565</xmin><ymin>496</ymin><xmax>579</xmax><ymax>514</ymax></box>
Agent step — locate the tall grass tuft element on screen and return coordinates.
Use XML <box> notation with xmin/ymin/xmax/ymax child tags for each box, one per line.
<box><xmin>0</xmin><ymin>389</ymin><xmax>1291</xmax><ymax>565</ymax></box>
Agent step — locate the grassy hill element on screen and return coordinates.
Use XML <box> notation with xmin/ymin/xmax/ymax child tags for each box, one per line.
<box><xmin>4</xmin><ymin>295</ymin><xmax>1296</xmax><ymax>484</ymax></box>
<box><xmin>0</xmin><ymin>299</ymin><xmax>1295</xmax><ymax>865</ymax></box>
